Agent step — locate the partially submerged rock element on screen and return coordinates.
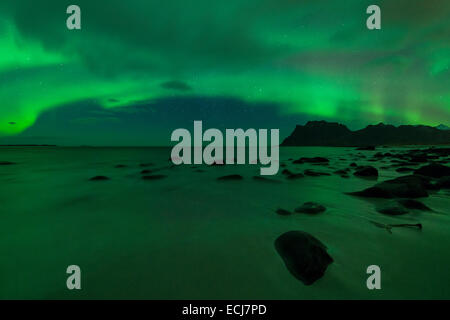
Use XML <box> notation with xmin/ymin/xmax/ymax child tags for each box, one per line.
<box><xmin>140</xmin><ymin>163</ymin><xmax>154</xmax><ymax>167</ymax></box>
<box><xmin>414</xmin><ymin>163</ymin><xmax>450</xmax><ymax>178</ymax></box>
<box><xmin>376</xmin><ymin>203</ymin><xmax>409</xmax><ymax>215</ymax></box>
<box><xmin>0</xmin><ymin>161</ymin><xmax>16</xmax><ymax>165</ymax></box>
<box><xmin>293</xmin><ymin>157</ymin><xmax>329</xmax><ymax>164</ymax></box>
<box><xmin>217</xmin><ymin>174</ymin><xmax>243</xmax><ymax>181</ymax></box>
<box><xmin>304</xmin><ymin>169</ymin><xmax>330</xmax><ymax>177</ymax></box>
<box><xmin>275</xmin><ymin>231</ymin><xmax>333</xmax><ymax>285</ymax></box>
<box><xmin>397</xmin><ymin>199</ymin><xmax>432</xmax><ymax>211</ymax></box>
<box><xmin>333</xmin><ymin>169</ymin><xmax>350</xmax><ymax>175</ymax></box>
<box><xmin>349</xmin><ymin>175</ymin><xmax>431</xmax><ymax>198</ymax></box>
<box><xmin>253</xmin><ymin>176</ymin><xmax>280</xmax><ymax>183</ymax></box>
<box><xmin>370</xmin><ymin>220</ymin><xmax>422</xmax><ymax>233</ymax></box>
<box><xmin>282</xmin><ymin>169</ymin><xmax>304</xmax><ymax>179</ymax></box>
<box><xmin>354</xmin><ymin>166</ymin><xmax>378</xmax><ymax>177</ymax></box>
<box><xmin>89</xmin><ymin>176</ymin><xmax>110</xmax><ymax>181</ymax></box>
<box><xmin>276</xmin><ymin>208</ymin><xmax>291</xmax><ymax>216</ymax></box>
<box><xmin>334</xmin><ymin>169</ymin><xmax>350</xmax><ymax>178</ymax></box>
<box><xmin>142</xmin><ymin>174</ymin><xmax>167</xmax><ymax>180</ymax></box>
<box><xmin>286</xmin><ymin>172</ymin><xmax>305</xmax><ymax>180</ymax></box>
<box><xmin>436</xmin><ymin>176</ymin><xmax>450</xmax><ymax>189</ymax></box>
<box><xmin>295</xmin><ymin>202</ymin><xmax>326</xmax><ymax>214</ymax></box>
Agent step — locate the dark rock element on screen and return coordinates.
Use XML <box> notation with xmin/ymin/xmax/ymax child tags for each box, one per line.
<box><xmin>409</xmin><ymin>155</ymin><xmax>428</xmax><ymax>163</ymax></box>
<box><xmin>436</xmin><ymin>176</ymin><xmax>450</xmax><ymax>189</ymax></box>
<box><xmin>217</xmin><ymin>174</ymin><xmax>243</xmax><ymax>181</ymax></box>
<box><xmin>350</xmin><ymin>162</ymin><xmax>358</xmax><ymax>167</ymax></box>
<box><xmin>414</xmin><ymin>163</ymin><xmax>450</xmax><ymax>178</ymax></box>
<box><xmin>295</xmin><ymin>202</ymin><xmax>326</xmax><ymax>214</ymax></box>
<box><xmin>333</xmin><ymin>169</ymin><xmax>350</xmax><ymax>175</ymax></box>
<box><xmin>396</xmin><ymin>167</ymin><xmax>414</xmax><ymax>173</ymax></box>
<box><xmin>349</xmin><ymin>175</ymin><xmax>431</xmax><ymax>198</ymax></box>
<box><xmin>0</xmin><ymin>161</ymin><xmax>16</xmax><ymax>165</ymax></box>
<box><xmin>376</xmin><ymin>203</ymin><xmax>409</xmax><ymax>215</ymax></box>
<box><xmin>89</xmin><ymin>176</ymin><xmax>110</xmax><ymax>181</ymax></box>
<box><xmin>275</xmin><ymin>231</ymin><xmax>333</xmax><ymax>285</ymax></box>
<box><xmin>373</xmin><ymin>152</ymin><xmax>384</xmax><ymax>158</ymax></box>
<box><xmin>304</xmin><ymin>169</ymin><xmax>331</xmax><ymax>177</ymax></box>
<box><xmin>276</xmin><ymin>208</ymin><xmax>291</xmax><ymax>216</ymax></box>
<box><xmin>142</xmin><ymin>174</ymin><xmax>167</xmax><ymax>180</ymax></box>
<box><xmin>141</xmin><ymin>169</ymin><xmax>152</xmax><ymax>174</ymax></box>
<box><xmin>390</xmin><ymin>223</ymin><xmax>422</xmax><ymax>230</ymax></box>
<box><xmin>140</xmin><ymin>163</ymin><xmax>154</xmax><ymax>167</ymax></box>
<box><xmin>422</xmin><ymin>147</ymin><xmax>450</xmax><ymax>157</ymax></box>
<box><xmin>397</xmin><ymin>199</ymin><xmax>432</xmax><ymax>211</ymax></box>
<box><xmin>370</xmin><ymin>220</ymin><xmax>422</xmax><ymax>233</ymax></box>
<box><xmin>286</xmin><ymin>173</ymin><xmax>305</xmax><ymax>180</ymax></box>
<box><xmin>293</xmin><ymin>157</ymin><xmax>329</xmax><ymax>164</ymax></box>
<box><xmin>354</xmin><ymin>166</ymin><xmax>378</xmax><ymax>177</ymax></box>
<box><xmin>282</xmin><ymin>168</ymin><xmax>304</xmax><ymax>179</ymax></box>
<box><xmin>253</xmin><ymin>176</ymin><xmax>280</xmax><ymax>183</ymax></box>
<box><xmin>115</xmin><ymin>164</ymin><xmax>128</xmax><ymax>168</ymax></box>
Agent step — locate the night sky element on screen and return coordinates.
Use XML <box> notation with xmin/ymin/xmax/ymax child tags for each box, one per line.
<box><xmin>0</xmin><ymin>0</ymin><xmax>449</xmax><ymax>145</ymax></box>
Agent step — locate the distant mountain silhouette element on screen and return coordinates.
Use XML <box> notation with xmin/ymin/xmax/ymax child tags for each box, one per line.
<box><xmin>282</xmin><ymin>121</ymin><xmax>450</xmax><ymax>146</ymax></box>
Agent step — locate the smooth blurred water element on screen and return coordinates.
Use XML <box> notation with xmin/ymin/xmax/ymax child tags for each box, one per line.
<box><xmin>0</xmin><ymin>146</ymin><xmax>449</xmax><ymax>299</ymax></box>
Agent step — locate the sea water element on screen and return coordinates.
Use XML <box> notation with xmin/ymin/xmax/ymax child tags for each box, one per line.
<box><xmin>0</xmin><ymin>146</ymin><xmax>449</xmax><ymax>299</ymax></box>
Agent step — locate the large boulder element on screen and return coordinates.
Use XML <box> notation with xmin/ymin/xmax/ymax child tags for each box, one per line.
<box><xmin>275</xmin><ymin>231</ymin><xmax>333</xmax><ymax>285</ymax></box>
<box><xmin>397</xmin><ymin>199</ymin><xmax>432</xmax><ymax>211</ymax></box>
<box><xmin>414</xmin><ymin>163</ymin><xmax>450</xmax><ymax>178</ymax></box>
<box><xmin>349</xmin><ymin>175</ymin><xmax>431</xmax><ymax>198</ymax></box>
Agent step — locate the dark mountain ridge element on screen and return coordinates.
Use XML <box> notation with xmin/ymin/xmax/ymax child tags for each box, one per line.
<box><xmin>282</xmin><ymin>121</ymin><xmax>450</xmax><ymax>146</ymax></box>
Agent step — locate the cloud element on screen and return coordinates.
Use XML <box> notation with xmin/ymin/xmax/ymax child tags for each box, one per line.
<box><xmin>0</xmin><ymin>0</ymin><xmax>448</xmax><ymax>138</ymax></box>
<box><xmin>161</xmin><ymin>81</ymin><xmax>192</xmax><ymax>91</ymax></box>
<box><xmin>1</xmin><ymin>96</ymin><xmax>312</xmax><ymax>145</ymax></box>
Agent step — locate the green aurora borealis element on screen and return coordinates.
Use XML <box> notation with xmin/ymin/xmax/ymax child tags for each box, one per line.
<box><xmin>0</xmin><ymin>0</ymin><xmax>449</xmax><ymax>145</ymax></box>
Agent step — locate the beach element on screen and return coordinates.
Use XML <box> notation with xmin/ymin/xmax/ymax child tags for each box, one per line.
<box><xmin>0</xmin><ymin>146</ymin><xmax>449</xmax><ymax>299</ymax></box>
